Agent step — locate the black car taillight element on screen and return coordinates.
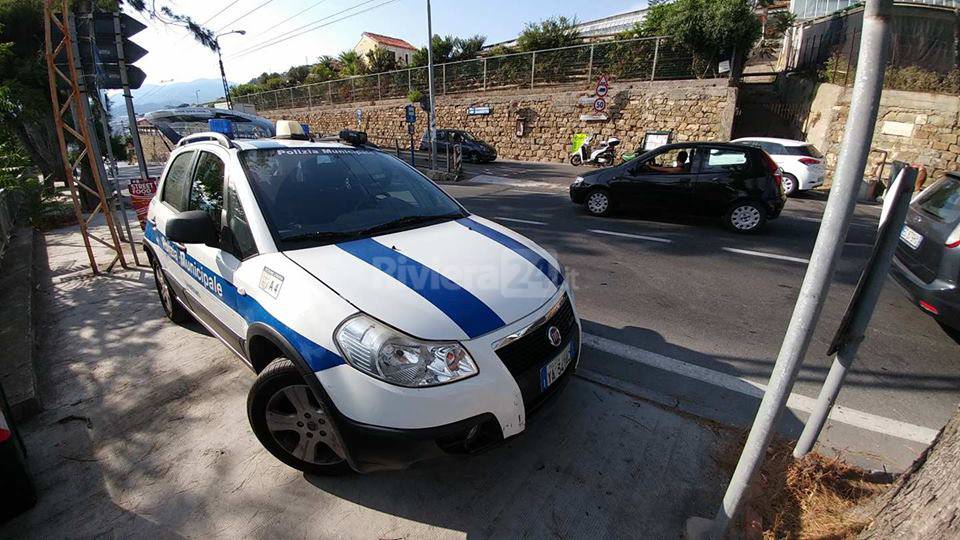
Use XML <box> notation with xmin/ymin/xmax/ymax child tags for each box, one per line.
<box><xmin>759</xmin><ymin>151</ymin><xmax>783</xmax><ymax>188</ymax></box>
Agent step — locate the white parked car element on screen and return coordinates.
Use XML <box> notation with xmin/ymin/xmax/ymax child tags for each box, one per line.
<box><xmin>144</xmin><ymin>121</ymin><xmax>580</xmax><ymax>474</ymax></box>
<box><xmin>731</xmin><ymin>137</ymin><xmax>826</xmax><ymax>196</ymax></box>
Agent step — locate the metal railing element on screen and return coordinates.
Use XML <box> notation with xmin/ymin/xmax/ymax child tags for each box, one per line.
<box><xmin>235</xmin><ymin>36</ymin><xmax>718</xmax><ymax>111</ymax></box>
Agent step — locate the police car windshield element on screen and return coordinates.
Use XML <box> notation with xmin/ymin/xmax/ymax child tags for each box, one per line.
<box><xmin>240</xmin><ymin>147</ymin><xmax>465</xmax><ymax>246</ymax></box>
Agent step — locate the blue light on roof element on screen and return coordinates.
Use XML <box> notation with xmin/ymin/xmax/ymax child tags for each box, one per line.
<box><xmin>208</xmin><ymin>118</ymin><xmax>234</xmax><ymax>139</ymax></box>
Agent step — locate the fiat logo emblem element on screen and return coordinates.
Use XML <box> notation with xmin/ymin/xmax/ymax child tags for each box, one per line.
<box><xmin>547</xmin><ymin>326</ymin><xmax>562</xmax><ymax>347</ymax></box>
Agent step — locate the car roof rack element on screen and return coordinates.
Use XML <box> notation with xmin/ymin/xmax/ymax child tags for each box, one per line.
<box><xmin>176</xmin><ymin>132</ymin><xmax>236</xmax><ymax>149</ymax></box>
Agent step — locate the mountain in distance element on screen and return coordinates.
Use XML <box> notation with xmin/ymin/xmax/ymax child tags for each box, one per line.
<box><xmin>107</xmin><ymin>78</ymin><xmax>233</xmax><ymax>120</ymax></box>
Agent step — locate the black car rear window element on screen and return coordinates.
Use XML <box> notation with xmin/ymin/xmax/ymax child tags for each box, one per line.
<box><xmin>917</xmin><ymin>177</ymin><xmax>960</xmax><ymax>223</ymax></box>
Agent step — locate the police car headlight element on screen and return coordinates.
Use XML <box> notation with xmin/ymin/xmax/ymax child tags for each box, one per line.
<box><xmin>335</xmin><ymin>314</ymin><xmax>478</xmax><ymax>387</ymax></box>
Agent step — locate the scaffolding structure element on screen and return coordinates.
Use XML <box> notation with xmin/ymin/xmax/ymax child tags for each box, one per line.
<box><xmin>43</xmin><ymin>0</ymin><xmax>128</xmax><ymax>274</ymax></box>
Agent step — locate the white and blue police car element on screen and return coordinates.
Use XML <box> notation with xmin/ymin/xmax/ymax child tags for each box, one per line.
<box><xmin>143</xmin><ymin>121</ymin><xmax>581</xmax><ymax>474</ymax></box>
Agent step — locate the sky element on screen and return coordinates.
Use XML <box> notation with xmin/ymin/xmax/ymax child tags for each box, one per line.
<box><xmin>128</xmin><ymin>0</ymin><xmax>648</xmax><ymax>86</ymax></box>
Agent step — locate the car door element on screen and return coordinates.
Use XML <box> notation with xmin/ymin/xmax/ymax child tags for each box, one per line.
<box><xmin>181</xmin><ymin>149</ymin><xmax>247</xmax><ymax>353</ymax></box>
<box><xmin>613</xmin><ymin>146</ymin><xmax>696</xmax><ymax>209</ymax></box>
<box><xmin>151</xmin><ymin>149</ymin><xmax>198</xmax><ymax>308</ymax></box>
<box><xmin>692</xmin><ymin>146</ymin><xmax>753</xmax><ymax>213</ymax></box>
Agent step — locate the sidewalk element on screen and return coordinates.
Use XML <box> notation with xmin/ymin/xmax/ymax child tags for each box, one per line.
<box><xmin>0</xmin><ymin>223</ymin><xmax>737</xmax><ymax>538</ymax></box>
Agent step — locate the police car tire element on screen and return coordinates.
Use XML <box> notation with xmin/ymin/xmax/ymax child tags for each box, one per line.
<box><xmin>150</xmin><ymin>255</ymin><xmax>190</xmax><ymax>324</ymax></box>
<box><xmin>247</xmin><ymin>359</ymin><xmax>351</xmax><ymax>476</ymax></box>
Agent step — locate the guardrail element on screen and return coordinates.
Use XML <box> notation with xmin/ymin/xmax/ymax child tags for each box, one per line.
<box><xmin>235</xmin><ymin>36</ymin><xmax>718</xmax><ymax>112</ymax></box>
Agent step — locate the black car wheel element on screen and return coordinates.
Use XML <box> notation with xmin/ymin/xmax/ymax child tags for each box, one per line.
<box><xmin>585</xmin><ymin>189</ymin><xmax>613</xmax><ymax>216</ymax></box>
<box><xmin>782</xmin><ymin>173</ymin><xmax>799</xmax><ymax>196</ymax></box>
<box><xmin>248</xmin><ymin>359</ymin><xmax>350</xmax><ymax>476</ymax></box>
<box><xmin>150</xmin><ymin>253</ymin><xmax>190</xmax><ymax>324</ymax></box>
<box><xmin>724</xmin><ymin>200</ymin><xmax>767</xmax><ymax>233</ymax></box>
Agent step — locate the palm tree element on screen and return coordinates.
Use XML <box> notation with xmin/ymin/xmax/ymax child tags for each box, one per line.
<box><xmin>337</xmin><ymin>50</ymin><xmax>366</xmax><ymax>77</ymax></box>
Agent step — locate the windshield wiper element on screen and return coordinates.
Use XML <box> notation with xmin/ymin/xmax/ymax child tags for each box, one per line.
<box><xmin>280</xmin><ymin>230</ymin><xmax>362</xmax><ymax>243</ymax></box>
<box><xmin>359</xmin><ymin>212</ymin><xmax>464</xmax><ymax>236</ymax></box>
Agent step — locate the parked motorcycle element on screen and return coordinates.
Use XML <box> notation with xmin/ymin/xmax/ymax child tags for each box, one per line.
<box><xmin>570</xmin><ymin>134</ymin><xmax>620</xmax><ymax>166</ymax></box>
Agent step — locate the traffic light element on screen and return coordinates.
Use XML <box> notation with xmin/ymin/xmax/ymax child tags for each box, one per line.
<box><xmin>76</xmin><ymin>11</ymin><xmax>148</xmax><ymax>90</ymax></box>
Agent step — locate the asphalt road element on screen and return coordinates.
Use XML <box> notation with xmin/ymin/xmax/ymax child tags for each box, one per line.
<box><xmin>438</xmin><ymin>163</ymin><xmax>959</xmax><ymax>471</ymax></box>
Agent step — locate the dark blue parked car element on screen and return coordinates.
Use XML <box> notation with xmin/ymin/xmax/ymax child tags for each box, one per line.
<box><xmin>420</xmin><ymin>129</ymin><xmax>497</xmax><ymax>163</ymax></box>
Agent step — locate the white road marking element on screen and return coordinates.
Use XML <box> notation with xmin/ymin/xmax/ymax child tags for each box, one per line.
<box><xmin>589</xmin><ymin>229</ymin><xmax>673</xmax><ymax>244</ymax></box>
<box><xmin>583</xmin><ymin>333</ymin><xmax>938</xmax><ymax>444</ymax></box>
<box><xmin>796</xmin><ymin>216</ymin><xmax>877</xmax><ymax>229</ymax></box>
<box><xmin>468</xmin><ymin>174</ymin><xmax>563</xmax><ymax>191</ymax></box>
<box><xmin>723</xmin><ymin>247</ymin><xmax>809</xmax><ymax>264</ymax></box>
<box><xmin>494</xmin><ymin>216</ymin><xmax>548</xmax><ymax>225</ymax></box>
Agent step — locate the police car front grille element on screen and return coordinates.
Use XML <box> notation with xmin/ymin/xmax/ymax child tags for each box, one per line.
<box><xmin>495</xmin><ymin>295</ymin><xmax>576</xmax><ymax>377</ymax></box>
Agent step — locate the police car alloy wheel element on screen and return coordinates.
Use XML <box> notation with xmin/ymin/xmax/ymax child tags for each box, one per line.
<box><xmin>248</xmin><ymin>360</ymin><xmax>349</xmax><ymax>475</ymax></box>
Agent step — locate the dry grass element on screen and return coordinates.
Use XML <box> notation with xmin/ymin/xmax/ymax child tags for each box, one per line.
<box><xmin>717</xmin><ymin>434</ymin><xmax>891</xmax><ymax>539</ymax></box>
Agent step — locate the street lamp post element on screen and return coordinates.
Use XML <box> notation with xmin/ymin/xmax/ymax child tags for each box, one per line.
<box><xmin>425</xmin><ymin>0</ymin><xmax>437</xmax><ymax>171</ymax></box>
<box><xmin>214</xmin><ymin>29</ymin><xmax>246</xmax><ymax>110</ymax></box>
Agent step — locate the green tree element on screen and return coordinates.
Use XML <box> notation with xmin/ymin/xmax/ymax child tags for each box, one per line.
<box><xmin>285</xmin><ymin>64</ymin><xmax>311</xmax><ymax>85</ymax></box>
<box><xmin>516</xmin><ymin>16</ymin><xmax>580</xmax><ymax>52</ymax></box>
<box><xmin>337</xmin><ymin>50</ymin><xmax>366</xmax><ymax>77</ymax></box>
<box><xmin>452</xmin><ymin>35</ymin><xmax>486</xmax><ymax>61</ymax></box>
<box><xmin>640</xmin><ymin>0</ymin><xmax>761</xmax><ymax>77</ymax></box>
<box><xmin>365</xmin><ymin>46</ymin><xmax>397</xmax><ymax>73</ymax></box>
<box><xmin>411</xmin><ymin>35</ymin><xmax>456</xmax><ymax>66</ymax></box>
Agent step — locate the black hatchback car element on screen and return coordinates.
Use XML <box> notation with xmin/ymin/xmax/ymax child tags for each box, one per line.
<box><xmin>569</xmin><ymin>142</ymin><xmax>786</xmax><ymax>233</ymax></box>
<box><xmin>890</xmin><ymin>173</ymin><xmax>960</xmax><ymax>331</ymax></box>
<box><xmin>419</xmin><ymin>129</ymin><xmax>497</xmax><ymax>163</ymax></box>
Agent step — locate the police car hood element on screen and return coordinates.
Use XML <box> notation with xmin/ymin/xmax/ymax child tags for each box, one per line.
<box><xmin>284</xmin><ymin>216</ymin><xmax>564</xmax><ymax>341</ymax></box>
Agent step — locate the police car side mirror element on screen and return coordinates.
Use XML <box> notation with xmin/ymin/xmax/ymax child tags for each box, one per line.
<box><xmin>166</xmin><ymin>210</ymin><xmax>219</xmax><ymax>248</ymax></box>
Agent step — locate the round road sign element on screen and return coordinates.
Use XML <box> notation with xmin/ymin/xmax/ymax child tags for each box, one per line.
<box><xmin>596</xmin><ymin>84</ymin><xmax>609</xmax><ymax>97</ymax></box>
<box><xmin>593</xmin><ymin>98</ymin><xmax>607</xmax><ymax>112</ymax></box>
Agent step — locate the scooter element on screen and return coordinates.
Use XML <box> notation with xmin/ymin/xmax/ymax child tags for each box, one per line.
<box><xmin>570</xmin><ymin>134</ymin><xmax>620</xmax><ymax>166</ymax></box>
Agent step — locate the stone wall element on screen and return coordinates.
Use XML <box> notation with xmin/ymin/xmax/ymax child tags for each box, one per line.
<box><xmin>805</xmin><ymin>83</ymin><xmax>960</xmax><ymax>186</ymax></box>
<box><xmin>260</xmin><ymin>79</ymin><xmax>738</xmax><ymax>163</ymax></box>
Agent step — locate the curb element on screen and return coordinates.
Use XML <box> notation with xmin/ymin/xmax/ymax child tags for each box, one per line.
<box><xmin>0</xmin><ymin>227</ymin><xmax>40</xmax><ymax>421</ymax></box>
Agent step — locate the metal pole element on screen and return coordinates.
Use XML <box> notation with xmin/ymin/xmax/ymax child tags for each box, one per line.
<box><xmin>530</xmin><ymin>51</ymin><xmax>536</xmax><ymax>88</ymax></box>
<box><xmin>307</xmin><ymin>84</ymin><xmax>313</xmax><ymax>108</ymax></box>
<box><xmin>793</xmin><ymin>167</ymin><xmax>915</xmax><ymax>458</ymax></box>
<box><xmin>96</xmin><ymin>92</ymin><xmax>140</xmax><ymax>265</ymax></box>
<box><xmin>114</xmin><ymin>12</ymin><xmax>148</xmax><ymax>183</ymax></box>
<box><xmin>587</xmin><ymin>44</ymin><xmax>595</xmax><ymax>82</ymax></box>
<box><xmin>687</xmin><ymin>1</ymin><xmax>894</xmax><ymax>538</ymax></box>
<box><xmin>482</xmin><ymin>58</ymin><xmax>487</xmax><ymax>90</ymax></box>
<box><xmin>217</xmin><ymin>42</ymin><xmax>232</xmax><ymax>109</ymax></box>
<box><xmin>328</xmin><ymin>82</ymin><xmax>333</xmax><ymax>104</ymax></box>
<box><xmin>651</xmin><ymin>37</ymin><xmax>660</xmax><ymax>81</ymax></box>
<box><xmin>377</xmin><ymin>73</ymin><xmax>382</xmax><ymax>100</ymax></box>
<box><xmin>289</xmin><ymin>87</ymin><xmax>295</xmax><ymax>108</ymax></box>
<box><xmin>426</xmin><ymin>0</ymin><xmax>437</xmax><ymax>171</ymax></box>
<box><xmin>442</xmin><ymin>63</ymin><xmax>446</xmax><ymax>95</ymax></box>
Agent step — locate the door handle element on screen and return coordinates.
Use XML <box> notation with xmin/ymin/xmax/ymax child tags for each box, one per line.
<box><xmin>171</xmin><ymin>241</ymin><xmax>186</xmax><ymax>250</ymax></box>
<box><xmin>237</xmin><ymin>287</ymin><xmax>247</xmax><ymax>296</ymax></box>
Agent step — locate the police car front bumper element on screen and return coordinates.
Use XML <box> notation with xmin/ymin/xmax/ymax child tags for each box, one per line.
<box><xmin>318</xmin><ymin>287</ymin><xmax>581</xmax><ymax>473</ymax></box>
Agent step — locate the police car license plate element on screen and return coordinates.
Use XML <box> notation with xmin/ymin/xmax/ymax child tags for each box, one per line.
<box><xmin>900</xmin><ymin>226</ymin><xmax>923</xmax><ymax>250</ymax></box>
<box><xmin>540</xmin><ymin>344</ymin><xmax>573</xmax><ymax>392</ymax></box>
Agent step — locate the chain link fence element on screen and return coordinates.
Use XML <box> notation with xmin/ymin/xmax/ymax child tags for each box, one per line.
<box><xmin>236</xmin><ymin>36</ymin><xmax>719</xmax><ymax>111</ymax></box>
